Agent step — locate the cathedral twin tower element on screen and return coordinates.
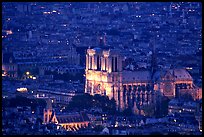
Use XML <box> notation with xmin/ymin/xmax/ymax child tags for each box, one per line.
<box><xmin>85</xmin><ymin>48</ymin><xmax>122</xmax><ymax>98</ymax></box>
<box><xmin>85</xmin><ymin>47</ymin><xmax>196</xmax><ymax>113</ymax></box>
<box><xmin>85</xmin><ymin>47</ymin><xmax>156</xmax><ymax>112</ymax></box>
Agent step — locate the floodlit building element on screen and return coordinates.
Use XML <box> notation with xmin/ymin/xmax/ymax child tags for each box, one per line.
<box><xmin>43</xmin><ymin>98</ymin><xmax>90</xmax><ymax>131</ymax></box>
<box><xmin>2</xmin><ymin>52</ymin><xmax>18</xmax><ymax>78</ymax></box>
<box><xmin>85</xmin><ymin>47</ymin><xmax>198</xmax><ymax>112</ymax></box>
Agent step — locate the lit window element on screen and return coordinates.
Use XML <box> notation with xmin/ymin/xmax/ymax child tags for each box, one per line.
<box><xmin>179</xmin><ymin>110</ymin><xmax>182</xmax><ymax>113</ymax></box>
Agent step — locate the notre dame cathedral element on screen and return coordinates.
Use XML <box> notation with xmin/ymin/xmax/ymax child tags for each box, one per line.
<box><xmin>85</xmin><ymin>45</ymin><xmax>201</xmax><ymax>114</ymax></box>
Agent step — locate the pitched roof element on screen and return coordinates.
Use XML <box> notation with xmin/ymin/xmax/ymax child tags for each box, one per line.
<box><xmin>56</xmin><ymin>112</ymin><xmax>89</xmax><ymax>124</ymax></box>
<box><xmin>122</xmin><ymin>70</ymin><xmax>151</xmax><ymax>82</ymax></box>
<box><xmin>169</xmin><ymin>69</ymin><xmax>192</xmax><ymax>80</ymax></box>
<box><xmin>153</xmin><ymin>68</ymin><xmax>192</xmax><ymax>81</ymax></box>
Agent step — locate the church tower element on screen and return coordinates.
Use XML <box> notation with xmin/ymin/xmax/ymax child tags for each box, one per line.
<box><xmin>150</xmin><ymin>38</ymin><xmax>157</xmax><ymax>80</ymax></box>
<box><xmin>43</xmin><ymin>98</ymin><xmax>53</xmax><ymax>124</ymax></box>
<box><xmin>98</xmin><ymin>32</ymin><xmax>106</xmax><ymax>47</ymax></box>
<box><xmin>85</xmin><ymin>48</ymin><xmax>123</xmax><ymax>110</ymax></box>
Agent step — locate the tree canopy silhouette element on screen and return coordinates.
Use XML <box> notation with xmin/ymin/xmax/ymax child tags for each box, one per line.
<box><xmin>66</xmin><ymin>93</ymin><xmax>116</xmax><ymax>114</ymax></box>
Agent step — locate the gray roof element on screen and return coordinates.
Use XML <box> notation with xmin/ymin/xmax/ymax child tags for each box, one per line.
<box><xmin>122</xmin><ymin>70</ymin><xmax>151</xmax><ymax>82</ymax></box>
<box><xmin>153</xmin><ymin>68</ymin><xmax>192</xmax><ymax>81</ymax></box>
<box><xmin>169</xmin><ymin>69</ymin><xmax>192</xmax><ymax>80</ymax></box>
<box><xmin>55</xmin><ymin>112</ymin><xmax>90</xmax><ymax>124</ymax></box>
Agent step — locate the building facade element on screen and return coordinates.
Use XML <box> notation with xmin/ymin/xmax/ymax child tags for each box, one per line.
<box><xmin>85</xmin><ymin>47</ymin><xmax>197</xmax><ymax>112</ymax></box>
<box><xmin>43</xmin><ymin>99</ymin><xmax>90</xmax><ymax>131</ymax></box>
<box><xmin>2</xmin><ymin>52</ymin><xmax>18</xmax><ymax>78</ymax></box>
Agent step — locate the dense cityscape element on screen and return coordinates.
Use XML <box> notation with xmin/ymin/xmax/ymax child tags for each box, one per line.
<box><xmin>2</xmin><ymin>2</ymin><xmax>202</xmax><ymax>135</ymax></box>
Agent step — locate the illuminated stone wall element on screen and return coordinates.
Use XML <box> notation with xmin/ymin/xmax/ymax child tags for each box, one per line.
<box><xmin>85</xmin><ymin>48</ymin><xmax>123</xmax><ymax>110</ymax></box>
<box><xmin>85</xmin><ymin>48</ymin><xmax>196</xmax><ymax>112</ymax></box>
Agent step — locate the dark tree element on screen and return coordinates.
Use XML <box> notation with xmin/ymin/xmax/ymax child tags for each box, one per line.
<box><xmin>142</xmin><ymin>104</ymin><xmax>155</xmax><ymax>116</ymax></box>
<box><xmin>181</xmin><ymin>93</ymin><xmax>194</xmax><ymax>101</ymax></box>
<box><xmin>66</xmin><ymin>93</ymin><xmax>116</xmax><ymax>114</ymax></box>
<box><xmin>122</xmin><ymin>107</ymin><xmax>133</xmax><ymax>116</ymax></box>
<box><xmin>66</xmin><ymin>93</ymin><xmax>93</xmax><ymax>111</ymax></box>
<box><xmin>93</xmin><ymin>125</ymin><xmax>104</xmax><ymax>133</ymax></box>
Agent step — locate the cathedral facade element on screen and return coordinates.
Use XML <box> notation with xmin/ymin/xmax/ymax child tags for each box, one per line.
<box><xmin>85</xmin><ymin>47</ymin><xmax>198</xmax><ymax>112</ymax></box>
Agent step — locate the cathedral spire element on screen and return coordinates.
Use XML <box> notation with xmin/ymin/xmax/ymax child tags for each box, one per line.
<box><xmin>150</xmin><ymin>37</ymin><xmax>157</xmax><ymax>79</ymax></box>
<box><xmin>46</xmin><ymin>98</ymin><xmax>53</xmax><ymax>110</ymax></box>
<box><xmin>98</xmin><ymin>32</ymin><xmax>106</xmax><ymax>47</ymax></box>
